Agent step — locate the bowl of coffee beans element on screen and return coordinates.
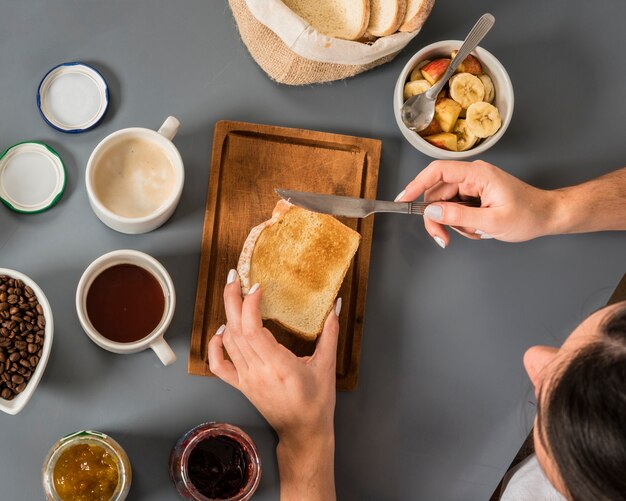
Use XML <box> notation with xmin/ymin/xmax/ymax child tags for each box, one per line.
<box><xmin>0</xmin><ymin>269</ymin><xmax>53</xmax><ymax>415</ymax></box>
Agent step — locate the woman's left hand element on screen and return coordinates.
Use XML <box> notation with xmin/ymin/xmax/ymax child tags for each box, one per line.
<box><xmin>208</xmin><ymin>270</ymin><xmax>340</xmax><ymax>447</ymax></box>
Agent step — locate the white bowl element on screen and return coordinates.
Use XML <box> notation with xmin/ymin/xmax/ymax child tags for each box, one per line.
<box><xmin>394</xmin><ymin>40</ymin><xmax>514</xmax><ymax>159</ymax></box>
<box><xmin>0</xmin><ymin>269</ymin><xmax>53</xmax><ymax>415</ymax></box>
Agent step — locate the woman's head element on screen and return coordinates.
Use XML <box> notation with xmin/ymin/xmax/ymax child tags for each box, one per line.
<box><xmin>523</xmin><ymin>301</ymin><xmax>626</xmax><ymax>501</ymax></box>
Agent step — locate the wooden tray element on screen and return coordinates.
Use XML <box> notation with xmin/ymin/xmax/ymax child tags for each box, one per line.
<box><xmin>189</xmin><ymin>121</ymin><xmax>381</xmax><ymax>390</ymax></box>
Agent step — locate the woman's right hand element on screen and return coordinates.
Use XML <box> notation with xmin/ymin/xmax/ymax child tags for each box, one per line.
<box><xmin>396</xmin><ymin>160</ymin><xmax>560</xmax><ymax>248</ymax></box>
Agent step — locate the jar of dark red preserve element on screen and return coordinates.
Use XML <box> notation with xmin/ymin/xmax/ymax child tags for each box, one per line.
<box><xmin>169</xmin><ymin>422</ymin><xmax>261</xmax><ymax>501</ymax></box>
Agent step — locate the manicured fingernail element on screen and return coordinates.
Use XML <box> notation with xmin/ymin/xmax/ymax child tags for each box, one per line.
<box><xmin>480</xmin><ymin>233</ymin><xmax>494</xmax><ymax>240</ymax></box>
<box><xmin>424</xmin><ymin>204</ymin><xmax>443</xmax><ymax>221</ymax></box>
<box><xmin>227</xmin><ymin>269</ymin><xmax>237</xmax><ymax>284</ymax></box>
<box><xmin>474</xmin><ymin>229</ymin><xmax>484</xmax><ymax>235</ymax></box>
<box><xmin>433</xmin><ymin>236</ymin><xmax>446</xmax><ymax>249</ymax></box>
<box><xmin>216</xmin><ymin>324</ymin><xmax>226</xmax><ymax>336</ymax></box>
<box><xmin>394</xmin><ymin>190</ymin><xmax>406</xmax><ymax>202</ymax></box>
<box><xmin>249</xmin><ymin>283</ymin><xmax>260</xmax><ymax>294</ymax></box>
<box><xmin>335</xmin><ymin>298</ymin><xmax>342</xmax><ymax>317</ymax></box>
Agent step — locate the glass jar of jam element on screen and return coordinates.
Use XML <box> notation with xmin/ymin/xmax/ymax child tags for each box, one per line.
<box><xmin>169</xmin><ymin>422</ymin><xmax>261</xmax><ymax>501</ymax></box>
<box><xmin>42</xmin><ymin>430</ymin><xmax>132</xmax><ymax>501</ymax></box>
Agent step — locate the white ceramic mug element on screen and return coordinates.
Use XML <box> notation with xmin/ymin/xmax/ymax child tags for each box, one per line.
<box><xmin>75</xmin><ymin>249</ymin><xmax>177</xmax><ymax>366</ymax></box>
<box><xmin>85</xmin><ymin>116</ymin><xmax>184</xmax><ymax>234</ymax></box>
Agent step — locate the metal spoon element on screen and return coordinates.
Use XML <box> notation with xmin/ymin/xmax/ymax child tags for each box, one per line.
<box><xmin>400</xmin><ymin>13</ymin><xmax>495</xmax><ymax>132</ymax></box>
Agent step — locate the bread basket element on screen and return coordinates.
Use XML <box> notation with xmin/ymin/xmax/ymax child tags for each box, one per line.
<box><xmin>229</xmin><ymin>0</ymin><xmax>435</xmax><ymax>85</ymax></box>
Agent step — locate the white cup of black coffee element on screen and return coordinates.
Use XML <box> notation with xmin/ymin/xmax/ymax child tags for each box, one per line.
<box><xmin>76</xmin><ymin>249</ymin><xmax>176</xmax><ymax>366</ymax></box>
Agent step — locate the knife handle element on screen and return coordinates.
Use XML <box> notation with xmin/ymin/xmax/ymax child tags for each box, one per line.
<box><xmin>409</xmin><ymin>201</ymin><xmax>481</xmax><ymax>215</ymax></box>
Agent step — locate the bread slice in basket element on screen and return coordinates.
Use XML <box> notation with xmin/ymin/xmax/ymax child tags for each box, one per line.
<box><xmin>281</xmin><ymin>0</ymin><xmax>370</xmax><ymax>41</ymax></box>
<box><xmin>399</xmin><ymin>0</ymin><xmax>435</xmax><ymax>32</ymax></box>
<box><xmin>367</xmin><ymin>0</ymin><xmax>406</xmax><ymax>37</ymax></box>
<box><xmin>237</xmin><ymin>200</ymin><xmax>360</xmax><ymax>341</ymax></box>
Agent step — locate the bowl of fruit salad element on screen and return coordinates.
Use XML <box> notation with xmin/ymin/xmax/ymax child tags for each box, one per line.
<box><xmin>394</xmin><ymin>40</ymin><xmax>514</xmax><ymax>159</ymax></box>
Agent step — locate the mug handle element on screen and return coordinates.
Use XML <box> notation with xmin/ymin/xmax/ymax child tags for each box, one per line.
<box><xmin>150</xmin><ymin>337</ymin><xmax>177</xmax><ymax>366</ymax></box>
<box><xmin>157</xmin><ymin>116</ymin><xmax>180</xmax><ymax>141</ymax></box>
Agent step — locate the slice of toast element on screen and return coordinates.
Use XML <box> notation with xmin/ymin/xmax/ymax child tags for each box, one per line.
<box><xmin>281</xmin><ymin>0</ymin><xmax>370</xmax><ymax>41</ymax></box>
<box><xmin>398</xmin><ymin>0</ymin><xmax>435</xmax><ymax>32</ymax></box>
<box><xmin>367</xmin><ymin>0</ymin><xmax>406</xmax><ymax>37</ymax></box>
<box><xmin>237</xmin><ymin>200</ymin><xmax>360</xmax><ymax>341</ymax></box>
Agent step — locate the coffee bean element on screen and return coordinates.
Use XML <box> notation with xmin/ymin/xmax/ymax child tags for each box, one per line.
<box><xmin>0</xmin><ymin>275</ymin><xmax>47</xmax><ymax>400</ymax></box>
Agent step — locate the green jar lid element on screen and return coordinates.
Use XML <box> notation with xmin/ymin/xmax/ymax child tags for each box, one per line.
<box><xmin>0</xmin><ymin>141</ymin><xmax>66</xmax><ymax>213</ymax></box>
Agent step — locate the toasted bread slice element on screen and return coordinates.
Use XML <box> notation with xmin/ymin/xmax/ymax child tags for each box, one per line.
<box><xmin>367</xmin><ymin>0</ymin><xmax>406</xmax><ymax>37</ymax></box>
<box><xmin>237</xmin><ymin>200</ymin><xmax>360</xmax><ymax>341</ymax></box>
<box><xmin>398</xmin><ymin>0</ymin><xmax>435</xmax><ymax>32</ymax></box>
<box><xmin>282</xmin><ymin>0</ymin><xmax>370</xmax><ymax>41</ymax></box>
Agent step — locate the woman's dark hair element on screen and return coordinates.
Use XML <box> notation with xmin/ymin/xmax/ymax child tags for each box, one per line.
<box><xmin>537</xmin><ymin>303</ymin><xmax>626</xmax><ymax>501</ymax></box>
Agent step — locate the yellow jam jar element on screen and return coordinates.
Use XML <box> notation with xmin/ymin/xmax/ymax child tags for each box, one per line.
<box><xmin>42</xmin><ymin>430</ymin><xmax>132</xmax><ymax>501</ymax></box>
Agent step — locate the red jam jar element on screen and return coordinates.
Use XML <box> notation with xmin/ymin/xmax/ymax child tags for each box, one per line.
<box><xmin>169</xmin><ymin>423</ymin><xmax>261</xmax><ymax>501</ymax></box>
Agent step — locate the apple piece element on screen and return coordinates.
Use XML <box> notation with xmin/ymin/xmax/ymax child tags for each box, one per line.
<box><xmin>410</xmin><ymin>59</ymin><xmax>430</xmax><ymax>81</ymax></box>
<box><xmin>420</xmin><ymin>58</ymin><xmax>451</xmax><ymax>85</ymax></box>
<box><xmin>424</xmin><ymin>132</ymin><xmax>458</xmax><ymax>151</ymax></box>
<box><xmin>451</xmin><ymin>50</ymin><xmax>483</xmax><ymax>75</ymax></box>
<box><xmin>434</xmin><ymin>97</ymin><xmax>462</xmax><ymax>133</ymax></box>
<box><xmin>403</xmin><ymin>79</ymin><xmax>431</xmax><ymax>101</ymax></box>
<box><xmin>417</xmin><ymin>118</ymin><xmax>443</xmax><ymax>137</ymax></box>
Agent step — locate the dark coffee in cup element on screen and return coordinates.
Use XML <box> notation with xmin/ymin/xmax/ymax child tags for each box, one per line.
<box><xmin>86</xmin><ymin>264</ymin><xmax>165</xmax><ymax>343</ymax></box>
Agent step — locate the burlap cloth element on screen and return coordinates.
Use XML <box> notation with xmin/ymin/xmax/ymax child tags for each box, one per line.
<box><xmin>229</xmin><ymin>0</ymin><xmax>409</xmax><ymax>85</ymax></box>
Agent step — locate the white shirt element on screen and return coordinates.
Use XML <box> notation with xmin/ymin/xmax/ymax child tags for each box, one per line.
<box><xmin>500</xmin><ymin>454</ymin><xmax>566</xmax><ymax>500</ymax></box>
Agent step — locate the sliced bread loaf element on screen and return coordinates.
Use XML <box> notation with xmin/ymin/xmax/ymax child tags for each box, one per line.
<box><xmin>398</xmin><ymin>0</ymin><xmax>435</xmax><ymax>32</ymax></box>
<box><xmin>237</xmin><ymin>200</ymin><xmax>360</xmax><ymax>341</ymax></box>
<box><xmin>281</xmin><ymin>0</ymin><xmax>370</xmax><ymax>41</ymax></box>
<box><xmin>367</xmin><ymin>0</ymin><xmax>407</xmax><ymax>37</ymax></box>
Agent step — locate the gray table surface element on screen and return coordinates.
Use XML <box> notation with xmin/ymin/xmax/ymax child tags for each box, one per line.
<box><xmin>1</xmin><ymin>1</ymin><xmax>625</xmax><ymax>499</ymax></box>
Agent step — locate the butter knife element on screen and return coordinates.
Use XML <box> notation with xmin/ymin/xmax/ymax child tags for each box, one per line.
<box><xmin>276</xmin><ymin>189</ymin><xmax>480</xmax><ymax>218</ymax></box>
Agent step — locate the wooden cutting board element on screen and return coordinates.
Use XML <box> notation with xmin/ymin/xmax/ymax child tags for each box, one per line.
<box><xmin>189</xmin><ymin>121</ymin><xmax>381</xmax><ymax>390</ymax></box>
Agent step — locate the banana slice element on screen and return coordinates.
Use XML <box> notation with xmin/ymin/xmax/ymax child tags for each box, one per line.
<box><xmin>478</xmin><ymin>74</ymin><xmax>495</xmax><ymax>103</ymax></box>
<box><xmin>453</xmin><ymin>119</ymin><xmax>478</xmax><ymax>151</ymax></box>
<box><xmin>465</xmin><ymin>102</ymin><xmax>502</xmax><ymax>138</ymax></box>
<box><xmin>410</xmin><ymin>59</ymin><xmax>430</xmax><ymax>81</ymax></box>
<box><xmin>449</xmin><ymin>73</ymin><xmax>485</xmax><ymax>109</ymax></box>
<box><xmin>404</xmin><ymin>79</ymin><xmax>431</xmax><ymax>100</ymax></box>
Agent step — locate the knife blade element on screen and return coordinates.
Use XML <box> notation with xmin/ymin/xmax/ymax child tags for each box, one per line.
<box><xmin>276</xmin><ymin>189</ymin><xmax>411</xmax><ymax>218</ymax></box>
<box><xmin>275</xmin><ymin>189</ymin><xmax>481</xmax><ymax>218</ymax></box>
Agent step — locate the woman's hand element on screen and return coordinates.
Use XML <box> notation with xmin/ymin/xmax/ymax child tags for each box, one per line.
<box><xmin>208</xmin><ymin>269</ymin><xmax>339</xmax><ymax>501</ymax></box>
<box><xmin>396</xmin><ymin>160</ymin><xmax>558</xmax><ymax>248</ymax></box>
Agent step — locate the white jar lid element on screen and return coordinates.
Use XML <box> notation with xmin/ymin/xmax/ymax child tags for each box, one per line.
<box><xmin>0</xmin><ymin>142</ymin><xmax>66</xmax><ymax>213</ymax></box>
<box><xmin>37</xmin><ymin>62</ymin><xmax>109</xmax><ymax>133</ymax></box>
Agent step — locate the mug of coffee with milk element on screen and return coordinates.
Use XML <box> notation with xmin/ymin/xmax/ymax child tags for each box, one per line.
<box><xmin>86</xmin><ymin>116</ymin><xmax>184</xmax><ymax>234</ymax></box>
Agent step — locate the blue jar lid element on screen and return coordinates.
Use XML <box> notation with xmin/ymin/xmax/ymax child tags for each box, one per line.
<box><xmin>37</xmin><ymin>62</ymin><xmax>109</xmax><ymax>133</ymax></box>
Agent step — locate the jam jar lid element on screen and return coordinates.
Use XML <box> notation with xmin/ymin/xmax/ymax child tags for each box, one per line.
<box><xmin>37</xmin><ymin>62</ymin><xmax>109</xmax><ymax>133</ymax></box>
<box><xmin>0</xmin><ymin>141</ymin><xmax>66</xmax><ymax>213</ymax></box>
